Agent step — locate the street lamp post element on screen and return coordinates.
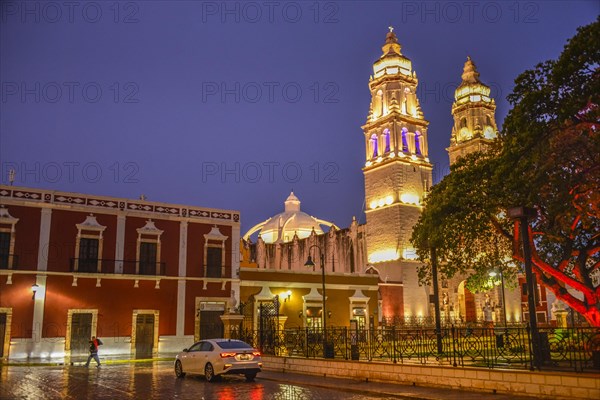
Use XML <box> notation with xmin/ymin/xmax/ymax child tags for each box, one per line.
<box><xmin>304</xmin><ymin>245</ymin><xmax>329</xmax><ymax>358</ymax></box>
<box><xmin>508</xmin><ymin>206</ymin><xmax>541</xmax><ymax>370</ymax></box>
<box><xmin>430</xmin><ymin>246</ymin><xmax>443</xmax><ymax>355</ymax></box>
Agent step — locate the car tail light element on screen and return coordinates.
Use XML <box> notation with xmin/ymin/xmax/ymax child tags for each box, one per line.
<box><xmin>252</xmin><ymin>351</ymin><xmax>261</xmax><ymax>356</ymax></box>
<box><xmin>220</xmin><ymin>352</ymin><xmax>236</xmax><ymax>358</ymax></box>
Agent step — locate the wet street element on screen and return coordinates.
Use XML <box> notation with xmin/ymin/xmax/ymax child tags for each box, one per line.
<box><xmin>0</xmin><ymin>362</ymin><xmax>396</xmax><ymax>400</ymax></box>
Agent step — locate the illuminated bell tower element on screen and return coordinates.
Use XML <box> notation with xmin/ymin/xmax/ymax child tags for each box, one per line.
<box><xmin>447</xmin><ymin>57</ymin><xmax>499</xmax><ymax>165</ymax></box>
<box><xmin>362</xmin><ymin>28</ymin><xmax>433</xmax><ymax>318</ymax></box>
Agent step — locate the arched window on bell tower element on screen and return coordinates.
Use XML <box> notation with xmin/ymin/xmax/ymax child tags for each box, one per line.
<box><xmin>415</xmin><ymin>131</ymin><xmax>422</xmax><ymax>155</ymax></box>
<box><xmin>383</xmin><ymin>129</ymin><xmax>391</xmax><ymax>153</ymax></box>
<box><xmin>370</xmin><ymin>134</ymin><xmax>379</xmax><ymax>158</ymax></box>
<box><xmin>460</xmin><ymin>117</ymin><xmax>468</xmax><ymax>129</ymax></box>
<box><xmin>401</xmin><ymin>128</ymin><xmax>409</xmax><ymax>152</ymax></box>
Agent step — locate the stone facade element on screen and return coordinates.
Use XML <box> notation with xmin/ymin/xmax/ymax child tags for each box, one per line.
<box><xmin>247</xmin><ymin>217</ymin><xmax>366</xmax><ymax>275</ymax></box>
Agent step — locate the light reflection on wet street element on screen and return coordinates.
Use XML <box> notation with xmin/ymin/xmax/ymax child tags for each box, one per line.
<box><xmin>0</xmin><ymin>362</ymin><xmax>396</xmax><ymax>400</ymax></box>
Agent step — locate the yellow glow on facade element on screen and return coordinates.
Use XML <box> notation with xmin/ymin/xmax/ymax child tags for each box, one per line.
<box><xmin>400</xmin><ymin>193</ymin><xmax>420</xmax><ymax>205</ymax></box>
<box><xmin>368</xmin><ymin>249</ymin><xmax>400</xmax><ymax>263</ymax></box>
<box><xmin>369</xmin><ymin>195</ymin><xmax>397</xmax><ymax>209</ymax></box>
<box><xmin>373</xmin><ymin>57</ymin><xmax>412</xmax><ymax>77</ymax></box>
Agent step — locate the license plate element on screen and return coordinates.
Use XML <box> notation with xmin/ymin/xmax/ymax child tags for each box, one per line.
<box><xmin>238</xmin><ymin>354</ymin><xmax>251</xmax><ymax>360</ymax></box>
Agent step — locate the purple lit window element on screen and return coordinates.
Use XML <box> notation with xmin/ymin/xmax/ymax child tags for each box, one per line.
<box><xmin>401</xmin><ymin>128</ymin><xmax>408</xmax><ymax>152</ymax></box>
<box><xmin>384</xmin><ymin>129</ymin><xmax>390</xmax><ymax>153</ymax></box>
<box><xmin>370</xmin><ymin>134</ymin><xmax>378</xmax><ymax>157</ymax></box>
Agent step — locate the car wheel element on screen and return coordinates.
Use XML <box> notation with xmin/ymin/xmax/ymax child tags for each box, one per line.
<box><xmin>205</xmin><ymin>363</ymin><xmax>215</xmax><ymax>382</ymax></box>
<box><xmin>175</xmin><ymin>360</ymin><xmax>186</xmax><ymax>378</ymax></box>
<box><xmin>245</xmin><ymin>372</ymin><xmax>257</xmax><ymax>382</ymax></box>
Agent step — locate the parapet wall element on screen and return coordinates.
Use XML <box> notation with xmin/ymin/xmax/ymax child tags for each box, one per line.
<box><xmin>262</xmin><ymin>356</ymin><xmax>599</xmax><ymax>400</ymax></box>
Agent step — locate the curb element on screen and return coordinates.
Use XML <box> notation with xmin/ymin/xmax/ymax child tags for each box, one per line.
<box><xmin>259</xmin><ymin>370</ymin><xmax>435</xmax><ymax>400</ymax></box>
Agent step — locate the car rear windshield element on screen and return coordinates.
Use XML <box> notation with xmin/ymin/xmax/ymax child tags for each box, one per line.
<box><xmin>216</xmin><ymin>340</ymin><xmax>252</xmax><ymax>349</ymax></box>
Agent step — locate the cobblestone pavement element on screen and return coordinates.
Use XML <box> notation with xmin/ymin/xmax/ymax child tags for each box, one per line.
<box><xmin>0</xmin><ymin>362</ymin><xmax>398</xmax><ymax>400</ymax></box>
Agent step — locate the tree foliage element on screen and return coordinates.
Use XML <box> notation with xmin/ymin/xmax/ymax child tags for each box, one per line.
<box><xmin>411</xmin><ymin>18</ymin><xmax>600</xmax><ymax>326</ymax></box>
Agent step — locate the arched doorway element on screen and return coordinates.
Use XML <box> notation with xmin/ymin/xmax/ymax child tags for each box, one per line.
<box><xmin>458</xmin><ymin>281</ymin><xmax>477</xmax><ymax>323</ymax></box>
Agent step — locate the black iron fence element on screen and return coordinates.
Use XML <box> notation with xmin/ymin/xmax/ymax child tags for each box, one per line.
<box><xmin>381</xmin><ymin>315</ymin><xmax>529</xmax><ymax>329</ymax></box>
<box><xmin>234</xmin><ymin>325</ymin><xmax>600</xmax><ymax>373</ymax></box>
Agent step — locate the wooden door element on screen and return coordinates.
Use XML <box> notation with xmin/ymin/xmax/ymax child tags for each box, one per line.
<box><xmin>464</xmin><ymin>288</ymin><xmax>477</xmax><ymax>322</ymax></box>
<box><xmin>0</xmin><ymin>313</ymin><xmax>6</xmax><ymax>357</ymax></box>
<box><xmin>139</xmin><ymin>242</ymin><xmax>157</xmax><ymax>275</ymax></box>
<box><xmin>70</xmin><ymin>313</ymin><xmax>92</xmax><ymax>355</ymax></box>
<box><xmin>135</xmin><ymin>314</ymin><xmax>155</xmax><ymax>358</ymax></box>
<box><xmin>0</xmin><ymin>233</ymin><xmax>10</xmax><ymax>269</ymax></box>
<box><xmin>78</xmin><ymin>238</ymin><xmax>99</xmax><ymax>272</ymax></box>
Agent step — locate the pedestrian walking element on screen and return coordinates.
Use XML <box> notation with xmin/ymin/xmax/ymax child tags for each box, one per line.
<box><xmin>85</xmin><ymin>336</ymin><xmax>103</xmax><ymax>368</ymax></box>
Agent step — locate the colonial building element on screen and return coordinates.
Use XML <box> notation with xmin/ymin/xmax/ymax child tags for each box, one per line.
<box><xmin>0</xmin><ymin>185</ymin><xmax>240</xmax><ymax>360</ymax></box>
<box><xmin>240</xmin><ymin>193</ymin><xmax>378</xmax><ymax>331</ymax></box>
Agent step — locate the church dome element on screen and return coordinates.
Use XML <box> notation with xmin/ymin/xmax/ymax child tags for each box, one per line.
<box><xmin>244</xmin><ymin>192</ymin><xmax>338</xmax><ymax>244</ymax></box>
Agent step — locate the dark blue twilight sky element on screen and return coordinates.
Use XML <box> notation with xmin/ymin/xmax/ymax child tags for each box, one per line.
<box><xmin>1</xmin><ymin>1</ymin><xmax>598</xmax><ymax>234</ymax></box>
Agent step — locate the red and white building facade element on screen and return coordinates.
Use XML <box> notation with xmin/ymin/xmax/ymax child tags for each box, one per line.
<box><xmin>0</xmin><ymin>185</ymin><xmax>240</xmax><ymax>360</ymax></box>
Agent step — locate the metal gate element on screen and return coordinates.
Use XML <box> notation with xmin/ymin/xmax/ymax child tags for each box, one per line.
<box><xmin>0</xmin><ymin>313</ymin><xmax>6</xmax><ymax>357</ymax></box>
<box><xmin>239</xmin><ymin>295</ymin><xmax>279</xmax><ymax>354</ymax></box>
<box><xmin>258</xmin><ymin>296</ymin><xmax>279</xmax><ymax>354</ymax></box>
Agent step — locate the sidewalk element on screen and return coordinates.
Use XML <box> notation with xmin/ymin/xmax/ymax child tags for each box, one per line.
<box><xmin>259</xmin><ymin>369</ymin><xmax>536</xmax><ymax>400</ymax></box>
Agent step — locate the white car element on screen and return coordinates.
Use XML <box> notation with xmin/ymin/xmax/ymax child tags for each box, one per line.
<box><xmin>174</xmin><ymin>339</ymin><xmax>262</xmax><ymax>382</ymax></box>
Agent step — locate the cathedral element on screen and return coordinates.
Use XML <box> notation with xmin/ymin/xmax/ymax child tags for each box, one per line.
<box><xmin>240</xmin><ymin>28</ymin><xmax>539</xmax><ymax>328</ymax></box>
<box><xmin>0</xmin><ymin>29</ymin><xmax>551</xmax><ymax>361</ymax></box>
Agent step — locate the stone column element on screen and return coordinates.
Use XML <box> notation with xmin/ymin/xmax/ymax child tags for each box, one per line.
<box><xmin>32</xmin><ymin>208</ymin><xmax>51</xmax><ymax>356</ymax></box>
<box><xmin>176</xmin><ymin>221</ymin><xmax>188</xmax><ymax>337</ymax></box>
<box><xmin>37</xmin><ymin>208</ymin><xmax>52</xmax><ymax>272</ymax></box>
<box><xmin>115</xmin><ymin>214</ymin><xmax>126</xmax><ymax>273</ymax></box>
<box><xmin>276</xmin><ymin>316</ymin><xmax>288</xmax><ymax>356</ymax></box>
<box><xmin>220</xmin><ymin>314</ymin><xmax>244</xmax><ymax>339</ymax></box>
<box><xmin>555</xmin><ymin>310</ymin><xmax>568</xmax><ymax>328</ymax></box>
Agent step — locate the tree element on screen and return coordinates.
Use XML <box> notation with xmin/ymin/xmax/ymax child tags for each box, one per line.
<box><xmin>411</xmin><ymin>18</ymin><xmax>600</xmax><ymax>326</ymax></box>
